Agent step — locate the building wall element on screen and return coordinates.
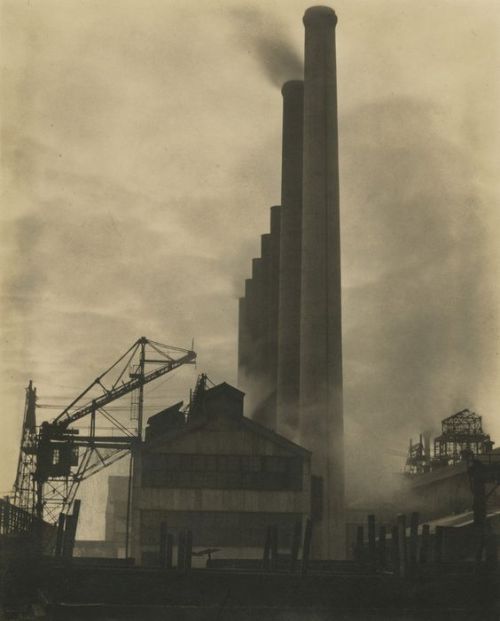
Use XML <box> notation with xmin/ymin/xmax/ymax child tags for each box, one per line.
<box><xmin>131</xmin><ymin>413</ymin><xmax>311</xmax><ymax>565</ymax></box>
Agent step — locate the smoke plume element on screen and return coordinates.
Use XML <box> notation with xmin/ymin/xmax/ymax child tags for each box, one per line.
<box><xmin>230</xmin><ymin>8</ymin><xmax>303</xmax><ymax>87</ymax></box>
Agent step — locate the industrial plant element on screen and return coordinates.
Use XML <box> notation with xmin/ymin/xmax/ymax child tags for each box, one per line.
<box><xmin>1</xmin><ymin>5</ymin><xmax>499</xmax><ymax>620</ymax></box>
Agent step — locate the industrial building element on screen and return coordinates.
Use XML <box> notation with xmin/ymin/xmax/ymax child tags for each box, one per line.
<box><xmin>130</xmin><ymin>378</ymin><xmax>311</xmax><ymax>565</ymax></box>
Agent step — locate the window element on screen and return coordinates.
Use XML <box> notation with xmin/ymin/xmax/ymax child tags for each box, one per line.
<box><xmin>141</xmin><ymin>453</ymin><xmax>303</xmax><ymax>491</ymax></box>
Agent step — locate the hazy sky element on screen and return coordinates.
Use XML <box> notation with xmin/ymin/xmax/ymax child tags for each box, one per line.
<box><xmin>1</xmin><ymin>0</ymin><xmax>499</xmax><ymax>537</ymax></box>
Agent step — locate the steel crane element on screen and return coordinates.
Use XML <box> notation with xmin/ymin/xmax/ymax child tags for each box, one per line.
<box><xmin>13</xmin><ymin>337</ymin><xmax>196</xmax><ymax>524</ymax></box>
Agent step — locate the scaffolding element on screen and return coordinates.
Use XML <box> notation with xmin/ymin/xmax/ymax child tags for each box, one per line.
<box><xmin>432</xmin><ymin>409</ymin><xmax>493</xmax><ymax>467</ymax></box>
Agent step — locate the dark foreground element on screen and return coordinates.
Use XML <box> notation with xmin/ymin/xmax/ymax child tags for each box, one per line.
<box><xmin>2</xmin><ymin>554</ymin><xmax>499</xmax><ymax>621</ymax></box>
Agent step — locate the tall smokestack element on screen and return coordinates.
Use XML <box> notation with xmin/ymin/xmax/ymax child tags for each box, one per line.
<box><xmin>277</xmin><ymin>80</ymin><xmax>304</xmax><ymax>440</ymax></box>
<box><xmin>299</xmin><ymin>6</ymin><xmax>344</xmax><ymax>559</ymax></box>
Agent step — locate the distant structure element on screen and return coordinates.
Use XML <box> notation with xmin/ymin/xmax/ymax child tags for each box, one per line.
<box><xmin>405</xmin><ymin>409</ymin><xmax>494</xmax><ymax>475</ymax></box>
<box><xmin>130</xmin><ymin>379</ymin><xmax>311</xmax><ymax>565</ymax></box>
<box><xmin>238</xmin><ymin>6</ymin><xmax>344</xmax><ymax>558</ymax></box>
<box><xmin>403</xmin><ymin>410</ymin><xmax>499</xmax><ymax>526</ymax></box>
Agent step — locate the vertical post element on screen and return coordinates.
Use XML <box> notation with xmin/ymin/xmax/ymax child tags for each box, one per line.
<box><xmin>397</xmin><ymin>514</ymin><xmax>407</xmax><ymax>578</ymax></box>
<box><xmin>434</xmin><ymin>526</ymin><xmax>444</xmax><ymax>565</ymax></box>
<box><xmin>301</xmin><ymin>519</ymin><xmax>313</xmax><ymax>575</ymax></box>
<box><xmin>159</xmin><ymin>522</ymin><xmax>167</xmax><ymax>568</ymax></box>
<box><xmin>137</xmin><ymin>337</ymin><xmax>146</xmax><ymax>439</ymax></box>
<box><xmin>378</xmin><ymin>525</ymin><xmax>386</xmax><ymax>569</ymax></box>
<box><xmin>35</xmin><ymin>480</ymin><xmax>44</xmax><ymax>522</ymax></box>
<box><xmin>270</xmin><ymin>524</ymin><xmax>278</xmax><ymax>570</ymax></box>
<box><xmin>420</xmin><ymin>524</ymin><xmax>430</xmax><ymax>564</ymax></box>
<box><xmin>177</xmin><ymin>530</ymin><xmax>185</xmax><ymax>570</ymax></box>
<box><xmin>290</xmin><ymin>520</ymin><xmax>302</xmax><ymax>572</ymax></box>
<box><xmin>472</xmin><ymin>469</ymin><xmax>486</xmax><ymax>528</ymax></box>
<box><xmin>391</xmin><ymin>525</ymin><xmax>399</xmax><ymax>573</ymax></box>
<box><xmin>485</xmin><ymin>528</ymin><xmax>498</xmax><ymax>571</ymax></box>
<box><xmin>125</xmin><ymin>452</ymin><xmax>134</xmax><ymax>559</ymax></box>
<box><xmin>355</xmin><ymin>525</ymin><xmax>364</xmax><ymax>562</ymax></box>
<box><xmin>367</xmin><ymin>515</ymin><xmax>376</xmax><ymax>564</ymax></box>
<box><xmin>55</xmin><ymin>513</ymin><xmax>66</xmax><ymax>557</ymax></box>
<box><xmin>62</xmin><ymin>500</ymin><xmax>81</xmax><ymax>559</ymax></box>
<box><xmin>166</xmin><ymin>534</ymin><xmax>174</xmax><ymax>569</ymax></box>
<box><xmin>409</xmin><ymin>512</ymin><xmax>419</xmax><ymax>575</ymax></box>
<box><xmin>263</xmin><ymin>526</ymin><xmax>271</xmax><ymax>570</ymax></box>
<box><xmin>184</xmin><ymin>529</ymin><xmax>193</xmax><ymax>570</ymax></box>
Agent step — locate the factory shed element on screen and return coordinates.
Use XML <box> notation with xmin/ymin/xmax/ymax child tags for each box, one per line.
<box><xmin>130</xmin><ymin>382</ymin><xmax>311</xmax><ymax>565</ymax></box>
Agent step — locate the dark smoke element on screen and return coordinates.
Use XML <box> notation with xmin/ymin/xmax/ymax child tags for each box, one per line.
<box><xmin>230</xmin><ymin>8</ymin><xmax>303</xmax><ymax>87</ymax></box>
<box><xmin>340</xmin><ymin>97</ymin><xmax>496</xmax><ymax>503</ymax></box>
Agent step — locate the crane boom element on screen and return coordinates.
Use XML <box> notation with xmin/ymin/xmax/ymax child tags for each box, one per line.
<box><xmin>54</xmin><ymin>348</ymin><xmax>196</xmax><ymax>427</ymax></box>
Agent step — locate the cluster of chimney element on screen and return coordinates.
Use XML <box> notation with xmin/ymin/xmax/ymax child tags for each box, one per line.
<box><xmin>238</xmin><ymin>6</ymin><xmax>344</xmax><ymax>559</ymax></box>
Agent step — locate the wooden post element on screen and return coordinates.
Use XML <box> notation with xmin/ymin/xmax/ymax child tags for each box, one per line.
<box><xmin>434</xmin><ymin>526</ymin><xmax>444</xmax><ymax>565</ymax></box>
<box><xmin>55</xmin><ymin>513</ymin><xmax>66</xmax><ymax>557</ymax></box>
<box><xmin>471</xmin><ymin>466</ymin><xmax>487</xmax><ymax>528</ymax></box>
<box><xmin>409</xmin><ymin>512</ymin><xmax>419</xmax><ymax>575</ymax></box>
<box><xmin>61</xmin><ymin>514</ymin><xmax>72</xmax><ymax>558</ymax></box>
<box><xmin>166</xmin><ymin>534</ymin><xmax>173</xmax><ymax>569</ymax></box>
<box><xmin>355</xmin><ymin>525</ymin><xmax>364</xmax><ymax>562</ymax></box>
<box><xmin>270</xmin><ymin>525</ymin><xmax>278</xmax><ymax>570</ymax></box>
<box><xmin>159</xmin><ymin>522</ymin><xmax>167</xmax><ymax>568</ymax></box>
<box><xmin>397</xmin><ymin>514</ymin><xmax>407</xmax><ymax>578</ymax></box>
<box><xmin>301</xmin><ymin>519</ymin><xmax>313</xmax><ymax>575</ymax></box>
<box><xmin>367</xmin><ymin>515</ymin><xmax>376</xmax><ymax>564</ymax></box>
<box><xmin>391</xmin><ymin>525</ymin><xmax>399</xmax><ymax>573</ymax></box>
<box><xmin>263</xmin><ymin>526</ymin><xmax>272</xmax><ymax>570</ymax></box>
<box><xmin>290</xmin><ymin>520</ymin><xmax>302</xmax><ymax>573</ymax></box>
<box><xmin>420</xmin><ymin>524</ymin><xmax>430</xmax><ymax>564</ymax></box>
<box><xmin>62</xmin><ymin>500</ymin><xmax>81</xmax><ymax>558</ymax></box>
<box><xmin>177</xmin><ymin>530</ymin><xmax>185</xmax><ymax>570</ymax></box>
<box><xmin>184</xmin><ymin>529</ymin><xmax>193</xmax><ymax>570</ymax></box>
<box><xmin>485</xmin><ymin>529</ymin><xmax>498</xmax><ymax>571</ymax></box>
<box><xmin>378</xmin><ymin>525</ymin><xmax>386</xmax><ymax>569</ymax></box>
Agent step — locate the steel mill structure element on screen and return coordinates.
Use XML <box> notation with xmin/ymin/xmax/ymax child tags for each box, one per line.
<box><xmin>238</xmin><ymin>6</ymin><xmax>345</xmax><ymax>558</ymax></box>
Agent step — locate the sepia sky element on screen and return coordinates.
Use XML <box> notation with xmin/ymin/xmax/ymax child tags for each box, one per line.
<box><xmin>1</xmin><ymin>0</ymin><xmax>499</xmax><ymax>537</ymax></box>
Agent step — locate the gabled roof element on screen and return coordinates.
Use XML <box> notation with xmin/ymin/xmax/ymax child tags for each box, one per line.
<box><xmin>145</xmin><ymin>407</ymin><xmax>310</xmax><ymax>457</ymax></box>
<box><xmin>143</xmin><ymin>380</ymin><xmax>309</xmax><ymax>457</ymax></box>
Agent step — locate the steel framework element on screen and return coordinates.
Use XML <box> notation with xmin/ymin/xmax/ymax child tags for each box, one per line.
<box><xmin>433</xmin><ymin>409</ymin><xmax>493</xmax><ymax>467</ymax></box>
<box><xmin>12</xmin><ymin>337</ymin><xmax>196</xmax><ymax>524</ymax></box>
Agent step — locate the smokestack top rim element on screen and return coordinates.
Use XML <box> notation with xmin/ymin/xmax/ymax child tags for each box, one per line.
<box><xmin>281</xmin><ymin>80</ymin><xmax>304</xmax><ymax>97</ymax></box>
<box><xmin>303</xmin><ymin>6</ymin><xmax>337</xmax><ymax>26</ymax></box>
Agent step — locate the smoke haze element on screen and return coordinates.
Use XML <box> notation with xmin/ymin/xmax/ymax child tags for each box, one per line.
<box><xmin>340</xmin><ymin>97</ymin><xmax>497</xmax><ymax>501</ymax></box>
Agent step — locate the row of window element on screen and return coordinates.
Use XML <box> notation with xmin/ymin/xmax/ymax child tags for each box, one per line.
<box><xmin>142</xmin><ymin>469</ymin><xmax>302</xmax><ymax>491</ymax></box>
<box><xmin>143</xmin><ymin>453</ymin><xmax>300</xmax><ymax>475</ymax></box>
<box><xmin>142</xmin><ymin>453</ymin><xmax>303</xmax><ymax>491</ymax></box>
